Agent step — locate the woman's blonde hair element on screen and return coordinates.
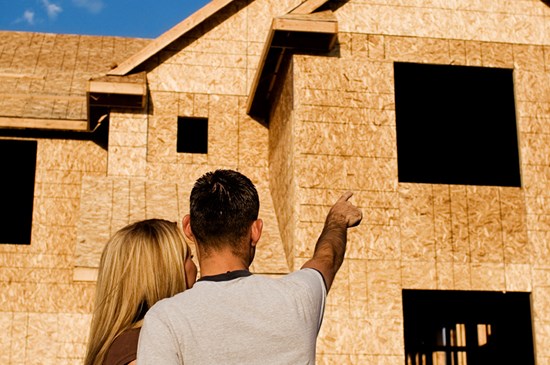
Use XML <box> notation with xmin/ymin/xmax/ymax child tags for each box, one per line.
<box><xmin>84</xmin><ymin>219</ymin><xmax>190</xmax><ymax>365</ymax></box>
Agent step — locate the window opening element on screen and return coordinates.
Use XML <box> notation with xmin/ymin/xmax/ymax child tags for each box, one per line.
<box><xmin>0</xmin><ymin>139</ymin><xmax>37</xmax><ymax>244</ymax></box>
<box><xmin>393</xmin><ymin>62</ymin><xmax>521</xmax><ymax>187</ymax></box>
<box><xmin>177</xmin><ymin>117</ymin><xmax>208</xmax><ymax>154</ymax></box>
<box><xmin>403</xmin><ymin>290</ymin><xmax>535</xmax><ymax>365</ymax></box>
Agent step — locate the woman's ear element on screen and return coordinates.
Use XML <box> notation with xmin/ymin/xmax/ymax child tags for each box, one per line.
<box><xmin>250</xmin><ymin>219</ymin><xmax>263</xmax><ymax>247</ymax></box>
<box><xmin>182</xmin><ymin>214</ymin><xmax>195</xmax><ymax>243</ymax></box>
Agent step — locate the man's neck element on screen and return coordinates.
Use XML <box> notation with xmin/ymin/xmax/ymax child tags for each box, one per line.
<box><xmin>198</xmin><ymin>250</ymin><xmax>249</xmax><ymax>277</ymax></box>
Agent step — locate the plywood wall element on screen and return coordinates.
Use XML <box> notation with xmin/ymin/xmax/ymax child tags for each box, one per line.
<box><xmin>276</xmin><ymin>25</ymin><xmax>550</xmax><ymax>364</ymax></box>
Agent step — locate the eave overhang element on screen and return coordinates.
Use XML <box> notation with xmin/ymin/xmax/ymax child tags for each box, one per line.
<box><xmin>247</xmin><ymin>10</ymin><xmax>338</xmax><ymax>122</ymax></box>
<box><xmin>87</xmin><ymin>76</ymin><xmax>147</xmax><ymax>110</ymax></box>
<box><xmin>86</xmin><ymin>72</ymin><xmax>148</xmax><ymax>143</ymax></box>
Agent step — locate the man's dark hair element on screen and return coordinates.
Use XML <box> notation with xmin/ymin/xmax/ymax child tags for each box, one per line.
<box><xmin>189</xmin><ymin>169</ymin><xmax>259</xmax><ymax>250</ymax></box>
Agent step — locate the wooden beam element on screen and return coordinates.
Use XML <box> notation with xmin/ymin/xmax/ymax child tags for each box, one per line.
<box><xmin>0</xmin><ymin>117</ymin><xmax>88</xmax><ymax>131</ymax></box>
<box><xmin>108</xmin><ymin>0</ymin><xmax>235</xmax><ymax>76</ymax></box>
<box><xmin>0</xmin><ymin>93</ymin><xmax>84</xmax><ymax>102</ymax></box>
<box><xmin>88</xmin><ymin>80</ymin><xmax>146</xmax><ymax>95</ymax></box>
<box><xmin>246</xmin><ymin>23</ymin><xmax>276</xmax><ymax>117</ymax></box>
<box><xmin>73</xmin><ymin>267</ymin><xmax>98</xmax><ymax>282</ymax></box>
<box><xmin>0</xmin><ymin>72</ymin><xmax>45</xmax><ymax>80</ymax></box>
<box><xmin>290</xmin><ymin>0</ymin><xmax>331</xmax><ymax>14</ymax></box>
<box><xmin>272</xmin><ymin>14</ymin><xmax>337</xmax><ymax>35</ymax></box>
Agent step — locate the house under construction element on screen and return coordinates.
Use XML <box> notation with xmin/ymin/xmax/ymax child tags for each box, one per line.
<box><xmin>0</xmin><ymin>0</ymin><xmax>549</xmax><ymax>363</ymax></box>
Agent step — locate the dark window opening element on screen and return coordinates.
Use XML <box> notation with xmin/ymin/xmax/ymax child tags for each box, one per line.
<box><xmin>177</xmin><ymin>117</ymin><xmax>208</xmax><ymax>154</ymax></box>
<box><xmin>403</xmin><ymin>289</ymin><xmax>535</xmax><ymax>365</ymax></box>
<box><xmin>393</xmin><ymin>62</ymin><xmax>521</xmax><ymax>187</ymax></box>
<box><xmin>0</xmin><ymin>139</ymin><xmax>37</xmax><ymax>244</ymax></box>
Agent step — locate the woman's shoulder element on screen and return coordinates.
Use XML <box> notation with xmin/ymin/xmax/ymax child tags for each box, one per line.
<box><xmin>103</xmin><ymin>327</ymin><xmax>141</xmax><ymax>365</ymax></box>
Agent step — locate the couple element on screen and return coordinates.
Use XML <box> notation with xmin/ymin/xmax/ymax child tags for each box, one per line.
<box><xmin>85</xmin><ymin>169</ymin><xmax>362</xmax><ymax>365</ymax></box>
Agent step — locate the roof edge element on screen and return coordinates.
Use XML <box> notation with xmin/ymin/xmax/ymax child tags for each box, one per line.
<box><xmin>290</xmin><ymin>0</ymin><xmax>331</xmax><ymax>14</ymax></box>
<box><xmin>246</xmin><ymin>9</ymin><xmax>338</xmax><ymax>121</ymax></box>
<box><xmin>107</xmin><ymin>0</ymin><xmax>235</xmax><ymax>76</ymax></box>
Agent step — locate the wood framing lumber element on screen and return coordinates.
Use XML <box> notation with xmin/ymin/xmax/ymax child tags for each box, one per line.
<box><xmin>0</xmin><ymin>117</ymin><xmax>89</xmax><ymax>131</ymax></box>
<box><xmin>290</xmin><ymin>0</ymin><xmax>331</xmax><ymax>14</ymax></box>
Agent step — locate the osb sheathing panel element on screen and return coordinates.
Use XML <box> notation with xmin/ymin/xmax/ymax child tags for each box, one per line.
<box><xmin>238</xmin><ymin>96</ymin><xmax>270</xmax><ymax>168</ymax></box>
<box><xmin>284</xmin><ymin>31</ymin><xmax>550</xmax><ymax>361</ymax></box>
<box><xmin>107</xmin><ymin>111</ymin><xmax>149</xmax><ymax>177</ymax></box>
<box><xmin>0</xmin><ymin>311</ymin><xmax>91</xmax><ymax>364</ymax></box>
<box><xmin>335</xmin><ymin>0</ymin><xmax>549</xmax><ymax>45</ymax></box>
<box><xmin>269</xmin><ymin>60</ymin><xmax>297</xmax><ymax>269</ymax></box>
<box><xmin>76</xmin><ymin>178</ymin><xmax>180</xmax><ymax>269</ymax></box>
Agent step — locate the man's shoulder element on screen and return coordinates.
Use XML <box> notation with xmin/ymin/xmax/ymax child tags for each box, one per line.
<box><xmin>275</xmin><ymin>268</ymin><xmax>327</xmax><ymax>294</ymax></box>
<box><xmin>146</xmin><ymin>290</ymin><xmax>188</xmax><ymax>317</ymax></box>
<box><xmin>284</xmin><ymin>268</ymin><xmax>325</xmax><ymax>281</ymax></box>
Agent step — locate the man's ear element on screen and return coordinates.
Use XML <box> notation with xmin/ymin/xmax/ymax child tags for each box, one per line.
<box><xmin>250</xmin><ymin>219</ymin><xmax>263</xmax><ymax>247</ymax></box>
<box><xmin>182</xmin><ymin>214</ymin><xmax>195</xmax><ymax>242</ymax></box>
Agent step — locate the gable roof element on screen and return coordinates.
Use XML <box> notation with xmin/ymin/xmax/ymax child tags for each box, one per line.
<box><xmin>107</xmin><ymin>0</ymin><xmax>333</xmax><ymax>76</ymax></box>
<box><xmin>108</xmin><ymin>0</ymin><xmax>235</xmax><ymax>76</ymax></box>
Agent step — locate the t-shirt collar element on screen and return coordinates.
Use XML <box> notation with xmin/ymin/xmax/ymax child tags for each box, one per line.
<box><xmin>197</xmin><ymin>269</ymin><xmax>252</xmax><ymax>282</ymax></box>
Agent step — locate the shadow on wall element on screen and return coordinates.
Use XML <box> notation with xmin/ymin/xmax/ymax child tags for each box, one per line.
<box><xmin>542</xmin><ymin>0</ymin><xmax>550</xmax><ymax>6</ymax></box>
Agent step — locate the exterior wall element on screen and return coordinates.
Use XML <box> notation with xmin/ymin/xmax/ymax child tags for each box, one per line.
<box><xmin>0</xmin><ymin>31</ymin><xmax>150</xmax><ymax>365</ymax></box>
<box><xmin>280</xmin><ymin>1</ymin><xmax>550</xmax><ymax>363</ymax></box>
<box><xmin>269</xmin><ymin>59</ymin><xmax>297</xmax><ymax>269</ymax></box>
<box><xmin>0</xmin><ymin>139</ymin><xmax>106</xmax><ymax>364</ymax></box>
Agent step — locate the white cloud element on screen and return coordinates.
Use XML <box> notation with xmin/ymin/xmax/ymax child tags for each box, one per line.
<box><xmin>23</xmin><ymin>10</ymin><xmax>35</xmax><ymax>24</ymax></box>
<box><xmin>15</xmin><ymin>10</ymin><xmax>36</xmax><ymax>25</ymax></box>
<box><xmin>42</xmin><ymin>0</ymin><xmax>63</xmax><ymax>19</ymax></box>
<box><xmin>72</xmin><ymin>0</ymin><xmax>104</xmax><ymax>14</ymax></box>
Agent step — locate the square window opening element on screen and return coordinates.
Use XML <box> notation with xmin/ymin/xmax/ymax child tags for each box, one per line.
<box><xmin>393</xmin><ymin>62</ymin><xmax>521</xmax><ymax>187</ymax></box>
<box><xmin>177</xmin><ymin>117</ymin><xmax>208</xmax><ymax>154</ymax></box>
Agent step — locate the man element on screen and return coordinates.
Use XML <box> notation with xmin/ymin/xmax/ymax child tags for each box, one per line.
<box><xmin>137</xmin><ymin>169</ymin><xmax>362</xmax><ymax>364</ymax></box>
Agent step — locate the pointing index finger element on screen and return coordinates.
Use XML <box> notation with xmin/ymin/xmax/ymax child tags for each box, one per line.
<box><xmin>338</xmin><ymin>191</ymin><xmax>353</xmax><ymax>203</ymax></box>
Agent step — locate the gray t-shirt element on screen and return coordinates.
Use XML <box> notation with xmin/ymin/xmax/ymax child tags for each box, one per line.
<box><xmin>137</xmin><ymin>268</ymin><xmax>327</xmax><ymax>365</ymax></box>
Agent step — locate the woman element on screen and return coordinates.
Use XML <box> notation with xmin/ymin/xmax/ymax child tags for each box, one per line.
<box><xmin>84</xmin><ymin>219</ymin><xmax>197</xmax><ymax>365</ymax></box>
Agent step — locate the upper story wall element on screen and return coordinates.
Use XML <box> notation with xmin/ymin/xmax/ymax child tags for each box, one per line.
<box><xmin>334</xmin><ymin>0</ymin><xmax>549</xmax><ymax>45</ymax></box>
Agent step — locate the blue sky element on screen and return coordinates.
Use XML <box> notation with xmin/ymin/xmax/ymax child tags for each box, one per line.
<box><xmin>0</xmin><ymin>0</ymin><xmax>212</xmax><ymax>38</ymax></box>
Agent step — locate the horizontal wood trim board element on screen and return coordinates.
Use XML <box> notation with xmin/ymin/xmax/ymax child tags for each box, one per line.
<box><xmin>0</xmin><ymin>117</ymin><xmax>89</xmax><ymax>131</ymax></box>
<box><xmin>88</xmin><ymin>81</ymin><xmax>146</xmax><ymax>95</ymax></box>
<box><xmin>272</xmin><ymin>16</ymin><xmax>337</xmax><ymax>34</ymax></box>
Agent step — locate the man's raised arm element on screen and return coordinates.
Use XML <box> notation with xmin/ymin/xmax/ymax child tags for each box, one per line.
<box><xmin>302</xmin><ymin>192</ymin><xmax>362</xmax><ymax>291</ymax></box>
